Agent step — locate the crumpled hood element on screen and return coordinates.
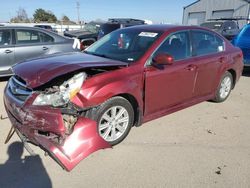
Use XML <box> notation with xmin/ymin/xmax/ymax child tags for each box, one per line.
<box><xmin>13</xmin><ymin>52</ymin><xmax>127</xmax><ymax>88</ymax></box>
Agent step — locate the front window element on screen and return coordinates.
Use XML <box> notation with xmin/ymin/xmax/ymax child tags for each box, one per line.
<box><xmin>154</xmin><ymin>31</ymin><xmax>191</xmax><ymax>61</ymax></box>
<box><xmin>85</xmin><ymin>29</ymin><xmax>162</xmax><ymax>63</ymax></box>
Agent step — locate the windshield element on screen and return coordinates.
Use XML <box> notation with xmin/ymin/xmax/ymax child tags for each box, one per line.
<box><xmin>85</xmin><ymin>29</ymin><xmax>162</xmax><ymax>63</ymax></box>
<box><xmin>200</xmin><ymin>22</ymin><xmax>223</xmax><ymax>30</ymax></box>
<box><xmin>84</xmin><ymin>23</ymin><xmax>100</xmax><ymax>33</ymax></box>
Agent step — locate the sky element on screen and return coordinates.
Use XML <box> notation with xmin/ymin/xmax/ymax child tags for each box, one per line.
<box><xmin>0</xmin><ymin>0</ymin><xmax>195</xmax><ymax>24</ymax></box>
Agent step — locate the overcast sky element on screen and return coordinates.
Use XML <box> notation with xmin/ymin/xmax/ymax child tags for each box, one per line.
<box><xmin>0</xmin><ymin>0</ymin><xmax>195</xmax><ymax>23</ymax></box>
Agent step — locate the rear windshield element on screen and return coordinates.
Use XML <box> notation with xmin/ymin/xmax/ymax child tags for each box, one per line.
<box><xmin>200</xmin><ymin>22</ymin><xmax>223</xmax><ymax>30</ymax></box>
<box><xmin>100</xmin><ymin>24</ymin><xmax>120</xmax><ymax>35</ymax></box>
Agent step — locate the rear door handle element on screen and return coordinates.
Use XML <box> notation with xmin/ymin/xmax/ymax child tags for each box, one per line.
<box><xmin>185</xmin><ymin>64</ymin><xmax>197</xmax><ymax>71</ymax></box>
<box><xmin>5</xmin><ymin>49</ymin><xmax>13</xmax><ymax>54</ymax></box>
<box><xmin>42</xmin><ymin>46</ymin><xmax>48</xmax><ymax>50</ymax></box>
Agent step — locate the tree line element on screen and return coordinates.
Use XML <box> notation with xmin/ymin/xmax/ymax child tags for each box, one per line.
<box><xmin>11</xmin><ymin>8</ymin><xmax>74</xmax><ymax>24</ymax></box>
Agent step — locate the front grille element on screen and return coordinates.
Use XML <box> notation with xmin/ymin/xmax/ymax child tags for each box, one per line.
<box><xmin>8</xmin><ymin>76</ymin><xmax>32</xmax><ymax>102</ymax></box>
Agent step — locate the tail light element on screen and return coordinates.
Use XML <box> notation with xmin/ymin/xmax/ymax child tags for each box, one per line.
<box><xmin>239</xmin><ymin>51</ymin><xmax>243</xmax><ymax>58</ymax></box>
<box><xmin>80</xmin><ymin>42</ymin><xmax>84</xmax><ymax>51</ymax></box>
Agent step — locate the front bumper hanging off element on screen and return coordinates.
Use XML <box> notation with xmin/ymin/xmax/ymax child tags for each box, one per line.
<box><xmin>5</xmin><ymin>115</ymin><xmax>111</xmax><ymax>171</ymax></box>
<box><xmin>4</xmin><ymin>88</ymin><xmax>111</xmax><ymax>171</ymax></box>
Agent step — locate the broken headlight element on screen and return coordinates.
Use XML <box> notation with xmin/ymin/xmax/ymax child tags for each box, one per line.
<box><xmin>33</xmin><ymin>72</ymin><xmax>87</xmax><ymax>107</ymax></box>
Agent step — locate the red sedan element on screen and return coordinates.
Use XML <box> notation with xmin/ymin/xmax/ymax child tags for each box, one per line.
<box><xmin>4</xmin><ymin>25</ymin><xmax>243</xmax><ymax>171</ymax></box>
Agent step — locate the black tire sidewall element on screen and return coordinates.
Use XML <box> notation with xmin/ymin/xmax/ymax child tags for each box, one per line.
<box><xmin>215</xmin><ymin>71</ymin><xmax>233</xmax><ymax>103</ymax></box>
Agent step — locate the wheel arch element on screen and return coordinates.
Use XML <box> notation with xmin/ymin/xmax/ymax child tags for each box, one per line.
<box><xmin>115</xmin><ymin>93</ymin><xmax>143</xmax><ymax>127</ymax></box>
<box><xmin>227</xmin><ymin>69</ymin><xmax>236</xmax><ymax>89</ymax></box>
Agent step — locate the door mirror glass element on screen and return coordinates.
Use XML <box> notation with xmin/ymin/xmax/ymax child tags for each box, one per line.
<box><xmin>153</xmin><ymin>53</ymin><xmax>174</xmax><ymax>65</ymax></box>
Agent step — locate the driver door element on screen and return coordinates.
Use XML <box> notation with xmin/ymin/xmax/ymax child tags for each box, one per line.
<box><xmin>144</xmin><ymin>31</ymin><xmax>197</xmax><ymax>116</ymax></box>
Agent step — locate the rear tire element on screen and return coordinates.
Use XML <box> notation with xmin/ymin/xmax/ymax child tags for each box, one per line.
<box><xmin>213</xmin><ymin>71</ymin><xmax>233</xmax><ymax>103</ymax></box>
<box><xmin>88</xmin><ymin>96</ymin><xmax>134</xmax><ymax>146</ymax></box>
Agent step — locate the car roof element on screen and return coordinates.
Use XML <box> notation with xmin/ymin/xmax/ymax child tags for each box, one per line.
<box><xmin>107</xmin><ymin>18</ymin><xmax>145</xmax><ymax>24</ymax></box>
<box><xmin>34</xmin><ymin>24</ymin><xmax>51</xmax><ymax>26</ymax></box>
<box><xmin>0</xmin><ymin>25</ymin><xmax>68</xmax><ymax>41</ymax></box>
<box><xmin>122</xmin><ymin>24</ymin><xmax>210</xmax><ymax>32</ymax></box>
<box><xmin>0</xmin><ymin>25</ymin><xmax>47</xmax><ymax>29</ymax></box>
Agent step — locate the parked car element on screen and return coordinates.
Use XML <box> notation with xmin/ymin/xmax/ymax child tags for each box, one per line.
<box><xmin>200</xmin><ymin>19</ymin><xmax>239</xmax><ymax>40</ymax></box>
<box><xmin>64</xmin><ymin>21</ymin><xmax>102</xmax><ymax>49</ymax></box>
<box><xmin>231</xmin><ymin>24</ymin><xmax>250</xmax><ymax>67</ymax></box>
<box><xmin>64</xmin><ymin>19</ymin><xmax>146</xmax><ymax>49</ymax></box>
<box><xmin>97</xmin><ymin>18</ymin><xmax>146</xmax><ymax>39</ymax></box>
<box><xmin>34</xmin><ymin>24</ymin><xmax>58</xmax><ymax>33</ymax></box>
<box><xmin>0</xmin><ymin>26</ymin><xmax>80</xmax><ymax>77</ymax></box>
<box><xmin>4</xmin><ymin>25</ymin><xmax>243</xmax><ymax>171</ymax></box>
<box><xmin>34</xmin><ymin>24</ymin><xmax>52</xmax><ymax>31</ymax></box>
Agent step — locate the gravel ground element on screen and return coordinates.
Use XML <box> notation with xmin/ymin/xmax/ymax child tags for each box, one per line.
<box><xmin>0</xmin><ymin>70</ymin><xmax>249</xmax><ymax>188</ymax></box>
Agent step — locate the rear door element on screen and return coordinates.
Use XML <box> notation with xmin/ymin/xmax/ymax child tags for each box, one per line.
<box><xmin>0</xmin><ymin>29</ymin><xmax>14</xmax><ymax>75</ymax></box>
<box><xmin>191</xmin><ymin>30</ymin><xmax>226</xmax><ymax>97</ymax></box>
<box><xmin>14</xmin><ymin>29</ymin><xmax>52</xmax><ymax>63</ymax></box>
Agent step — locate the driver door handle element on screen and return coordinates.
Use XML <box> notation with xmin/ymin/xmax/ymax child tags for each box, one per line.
<box><xmin>5</xmin><ymin>49</ymin><xmax>13</xmax><ymax>54</ymax></box>
<box><xmin>185</xmin><ymin>64</ymin><xmax>197</xmax><ymax>71</ymax></box>
<box><xmin>43</xmin><ymin>46</ymin><xmax>49</xmax><ymax>50</ymax></box>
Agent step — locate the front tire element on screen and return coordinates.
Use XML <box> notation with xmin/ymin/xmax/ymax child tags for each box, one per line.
<box><xmin>213</xmin><ymin>71</ymin><xmax>233</xmax><ymax>103</ymax></box>
<box><xmin>89</xmin><ymin>96</ymin><xmax>134</xmax><ymax>146</ymax></box>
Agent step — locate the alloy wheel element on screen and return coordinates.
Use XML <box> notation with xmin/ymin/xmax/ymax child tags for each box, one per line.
<box><xmin>219</xmin><ymin>76</ymin><xmax>232</xmax><ymax>99</ymax></box>
<box><xmin>98</xmin><ymin>106</ymin><xmax>129</xmax><ymax>142</ymax></box>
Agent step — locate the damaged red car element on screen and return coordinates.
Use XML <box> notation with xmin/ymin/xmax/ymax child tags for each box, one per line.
<box><xmin>4</xmin><ymin>25</ymin><xmax>243</xmax><ymax>171</ymax></box>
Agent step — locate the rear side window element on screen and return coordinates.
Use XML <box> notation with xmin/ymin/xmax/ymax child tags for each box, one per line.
<box><xmin>16</xmin><ymin>29</ymin><xmax>54</xmax><ymax>44</ymax></box>
<box><xmin>39</xmin><ymin>32</ymin><xmax>54</xmax><ymax>43</ymax></box>
<box><xmin>0</xmin><ymin>30</ymin><xmax>11</xmax><ymax>46</ymax></box>
<box><xmin>16</xmin><ymin>30</ymin><xmax>40</xmax><ymax>44</ymax></box>
<box><xmin>192</xmin><ymin>30</ymin><xmax>224</xmax><ymax>56</ymax></box>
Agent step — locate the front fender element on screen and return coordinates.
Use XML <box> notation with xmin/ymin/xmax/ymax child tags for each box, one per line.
<box><xmin>71</xmin><ymin>73</ymin><xmax>143</xmax><ymax>109</ymax></box>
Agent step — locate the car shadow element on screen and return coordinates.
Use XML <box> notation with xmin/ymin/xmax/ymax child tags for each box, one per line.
<box><xmin>242</xmin><ymin>68</ymin><xmax>250</xmax><ymax>77</ymax></box>
<box><xmin>0</xmin><ymin>142</ymin><xmax>52</xmax><ymax>188</ymax></box>
<box><xmin>0</xmin><ymin>76</ymin><xmax>10</xmax><ymax>82</ymax></box>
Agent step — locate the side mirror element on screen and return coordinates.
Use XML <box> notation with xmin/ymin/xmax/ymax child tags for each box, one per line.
<box><xmin>152</xmin><ymin>53</ymin><xmax>174</xmax><ymax>65</ymax></box>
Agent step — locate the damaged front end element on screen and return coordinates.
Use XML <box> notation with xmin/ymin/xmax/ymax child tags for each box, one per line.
<box><xmin>4</xmin><ymin>72</ymin><xmax>111</xmax><ymax>171</ymax></box>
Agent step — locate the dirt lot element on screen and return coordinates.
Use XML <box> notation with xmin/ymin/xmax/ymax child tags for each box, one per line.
<box><xmin>0</xmin><ymin>70</ymin><xmax>249</xmax><ymax>188</ymax></box>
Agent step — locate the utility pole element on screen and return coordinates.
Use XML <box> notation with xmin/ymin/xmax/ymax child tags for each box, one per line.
<box><xmin>76</xmin><ymin>1</ymin><xmax>80</xmax><ymax>24</ymax></box>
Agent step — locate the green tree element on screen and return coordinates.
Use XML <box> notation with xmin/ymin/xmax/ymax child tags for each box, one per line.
<box><xmin>33</xmin><ymin>8</ymin><xmax>57</xmax><ymax>23</ymax></box>
<box><xmin>62</xmin><ymin>15</ymin><xmax>70</xmax><ymax>22</ymax></box>
<box><xmin>11</xmin><ymin>7</ymin><xmax>30</xmax><ymax>23</ymax></box>
<box><xmin>60</xmin><ymin>15</ymin><xmax>76</xmax><ymax>25</ymax></box>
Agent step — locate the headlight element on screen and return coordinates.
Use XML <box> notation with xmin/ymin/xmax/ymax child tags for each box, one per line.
<box><xmin>33</xmin><ymin>72</ymin><xmax>87</xmax><ymax>107</ymax></box>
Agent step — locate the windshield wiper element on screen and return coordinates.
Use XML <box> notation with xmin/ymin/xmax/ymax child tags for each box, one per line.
<box><xmin>84</xmin><ymin>51</ymin><xmax>109</xmax><ymax>58</ymax></box>
<box><xmin>83</xmin><ymin>51</ymin><xmax>129</xmax><ymax>64</ymax></box>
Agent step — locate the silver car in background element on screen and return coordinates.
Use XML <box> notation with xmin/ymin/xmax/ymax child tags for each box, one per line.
<box><xmin>0</xmin><ymin>26</ymin><xmax>79</xmax><ymax>77</ymax></box>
